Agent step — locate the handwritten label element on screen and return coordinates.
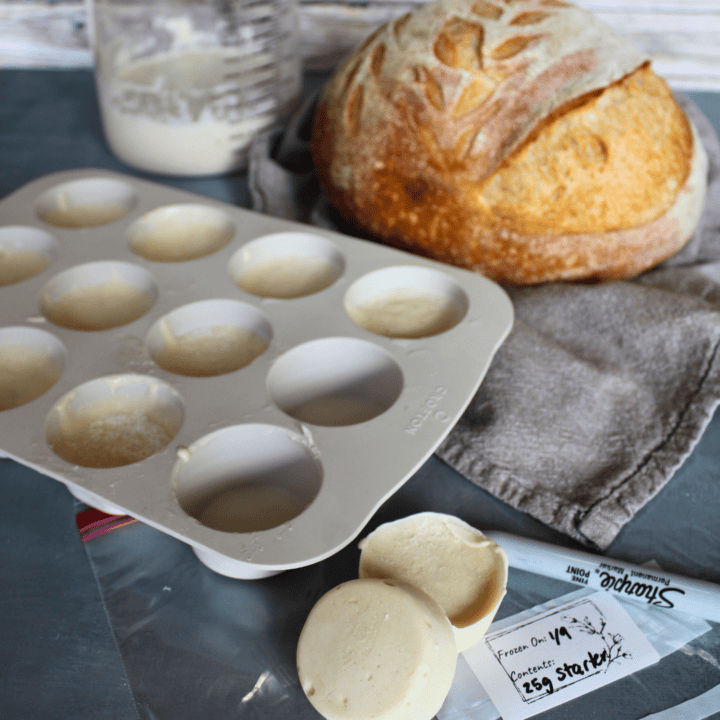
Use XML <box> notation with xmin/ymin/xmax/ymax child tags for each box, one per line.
<box><xmin>463</xmin><ymin>593</ymin><xmax>660</xmax><ymax>720</ymax></box>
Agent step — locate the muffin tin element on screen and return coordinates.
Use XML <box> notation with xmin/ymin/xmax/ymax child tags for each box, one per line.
<box><xmin>0</xmin><ymin>169</ymin><xmax>513</xmax><ymax>579</ymax></box>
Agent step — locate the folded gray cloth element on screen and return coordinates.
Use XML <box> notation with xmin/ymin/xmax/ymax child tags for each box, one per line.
<box><xmin>248</xmin><ymin>88</ymin><xmax>720</xmax><ymax>550</ymax></box>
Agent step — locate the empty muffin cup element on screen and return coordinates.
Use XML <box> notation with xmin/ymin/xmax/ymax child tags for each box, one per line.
<box><xmin>345</xmin><ymin>266</ymin><xmax>468</xmax><ymax>338</ymax></box>
<box><xmin>229</xmin><ymin>232</ymin><xmax>344</xmax><ymax>299</ymax></box>
<box><xmin>0</xmin><ymin>226</ymin><xmax>56</xmax><ymax>286</ymax></box>
<box><xmin>40</xmin><ymin>261</ymin><xmax>157</xmax><ymax>331</ymax></box>
<box><xmin>173</xmin><ymin>423</ymin><xmax>322</xmax><ymax>534</ymax></box>
<box><xmin>266</xmin><ymin>337</ymin><xmax>403</xmax><ymax>426</ymax></box>
<box><xmin>0</xmin><ymin>327</ymin><xmax>66</xmax><ymax>411</ymax></box>
<box><xmin>127</xmin><ymin>204</ymin><xmax>235</xmax><ymax>262</ymax></box>
<box><xmin>35</xmin><ymin>177</ymin><xmax>137</xmax><ymax>228</ymax></box>
<box><xmin>45</xmin><ymin>374</ymin><xmax>184</xmax><ymax>468</ymax></box>
<box><xmin>146</xmin><ymin>299</ymin><xmax>271</xmax><ymax>377</ymax></box>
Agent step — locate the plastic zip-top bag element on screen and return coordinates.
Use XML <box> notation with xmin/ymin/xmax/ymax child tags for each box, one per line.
<box><xmin>75</xmin><ymin>494</ymin><xmax>720</xmax><ymax>720</ymax></box>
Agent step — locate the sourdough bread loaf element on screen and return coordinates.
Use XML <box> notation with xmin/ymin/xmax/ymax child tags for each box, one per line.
<box><xmin>311</xmin><ymin>0</ymin><xmax>708</xmax><ymax>285</ymax></box>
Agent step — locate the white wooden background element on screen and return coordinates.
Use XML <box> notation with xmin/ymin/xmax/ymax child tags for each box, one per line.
<box><xmin>1</xmin><ymin>0</ymin><xmax>719</xmax><ymax>91</ymax></box>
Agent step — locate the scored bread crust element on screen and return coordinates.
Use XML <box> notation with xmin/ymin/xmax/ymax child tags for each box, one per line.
<box><xmin>312</xmin><ymin>0</ymin><xmax>708</xmax><ymax>284</ymax></box>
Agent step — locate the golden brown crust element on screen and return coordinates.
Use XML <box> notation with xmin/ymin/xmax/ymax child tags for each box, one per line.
<box><xmin>477</xmin><ymin>66</ymin><xmax>693</xmax><ymax>236</ymax></box>
<box><xmin>311</xmin><ymin>0</ymin><xmax>707</xmax><ymax>285</ymax></box>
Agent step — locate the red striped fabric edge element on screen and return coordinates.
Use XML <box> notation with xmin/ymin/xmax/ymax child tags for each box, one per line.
<box><xmin>76</xmin><ymin>508</ymin><xmax>136</xmax><ymax>542</ymax></box>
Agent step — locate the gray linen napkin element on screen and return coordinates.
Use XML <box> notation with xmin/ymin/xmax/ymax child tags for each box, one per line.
<box><xmin>248</xmin><ymin>88</ymin><xmax>720</xmax><ymax>550</ymax></box>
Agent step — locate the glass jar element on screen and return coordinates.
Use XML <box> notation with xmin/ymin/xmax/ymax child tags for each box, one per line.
<box><xmin>92</xmin><ymin>0</ymin><xmax>301</xmax><ymax>176</ymax></box>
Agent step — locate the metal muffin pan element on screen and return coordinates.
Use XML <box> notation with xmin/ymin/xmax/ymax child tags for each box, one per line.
<box><xmin>0</xmin><ymin>169</ymin><xmax>513</xmax><ymax>579</ymax></box>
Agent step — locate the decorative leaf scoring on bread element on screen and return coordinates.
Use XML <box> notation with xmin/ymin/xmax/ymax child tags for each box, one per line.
<box><xmin>452</xmin><ymin>76</ymin><xmax>497</xmax><ymax>118</ymax></box>
<box><xmin>413</xmin><ymin>65</ymin><xmax>446</xmax><ymax>111</ymax></box>
<box><xmin>490</xmin><ymin>33</ymin><xmax>544</xmax><ymax>60</ymax></box>
<box><xmin>357</xmin><ymin>24</ymin><xmax>386</xmax><ymax>55</ymax></box>
<box><xmin>322</xmin><ymin>0</ymin><xmax>650</xmax><ymax>202</ymax></box>
<box><xmin>343</xmin><ymin>57</ymin><xmax>363</xmax><ymax>94</ymax></box>
<box><xmin>509</xmin><ymin>10</ymin><xmax>551</xmax><ymax>24</ymax></box>
<box><xmin>370</xmin><ymin>43</ymin><xmax>386</xmax><ymax>76</ymax></box>
<box><xmin>393</xmin><ymin>12</ymin><xmax>413</xmax><ymax>37</ymax></box>
<box><xmin>332</xmin><ymin>0</ymin><xmax>567</xmax><ymax>168</ymax></box>
<box><xmin>452</xmin><ymin>125</ymin><xmax>483</xmax><ymax>161</ymax></box>
<box><xmin>422</xmin><ymin>2</ymin><xmax>552</xmax><ymax>113</ymax></box>
<box><xmin>433</xmin><ymin>18</ymin><xmax>485</xmax><ymax>71</ymax></box>
<box><xmin>472</xmin><ymin>1</ymin><xmax>503</xmax><ymax>19</ymax></box>
<box><xmin>346</xmin><ymin>85</ymin><xmax>364</xmax><ymax>137</ymax></box>
<box><xmin>313</xmin><ymin>0</ymin><xmax>691</xmax><ymax>285</ymax></box>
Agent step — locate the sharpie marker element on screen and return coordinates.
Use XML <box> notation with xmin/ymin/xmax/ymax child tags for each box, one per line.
<box><xmin>484</xmin><ymin>531</ymin><xmax>720</xmax><ymax>624</ymax></box>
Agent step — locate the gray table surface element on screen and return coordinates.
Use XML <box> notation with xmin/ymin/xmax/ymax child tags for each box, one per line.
<box><xmin>1</xmin><ymin>69</ymin><xmax>719</xmax><ymax>720</ymax></box>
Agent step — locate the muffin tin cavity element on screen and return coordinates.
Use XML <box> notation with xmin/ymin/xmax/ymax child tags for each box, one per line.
<box><xmin>266</xmin><ymin>337</ymin><xmax>403</xmax><ymax>426</ymax></box>
<box><xmin>345</xmin><ymin>266</ymin><xmax>469</xmax><ymax>339</ymax></box>
<box><xmin>40</xmin><ymin>261</ymin><xmax>158</xmax><ymax>331</ymax></box>
<box><xmin>146</xmin><ymin>299</ymin><xmax>271</xmax><ymax>377</ymax></box>
<box><xmin>0</xmin><ymin>226</ymin><xmax>56</xmax><ymax>286</ymax></box>
<box><xmin>45</xmin><ymin>374</ymin><xmax>184</xmax><ymax>468</ymax></box>
<box><xmin>35</xmin><ymin>178</ymin><xmax>137</xmax><ymax>228</ymax></box>
<box><xmin>173</xmin><ymin>424</ymin><xmax>322</xmax><ymax>533</ymax></box>
<box><xmin>127</xmin><ymin>204</ymin><xmax>235</xmax><ymax>262</ymax></box>
<box><xmin>229</xmin><ymin>231</ymin><xmax>344</xmax><ymax>298</ymax></box>
<box><xmin>0</xmin><ymin>170</ymin><xmax>514</xmax><ymax>578</ymax></box>
<box><xmin>0</xmin><ymin>327</ymin><xmax>66</xmax><ymax>411</ymax></box>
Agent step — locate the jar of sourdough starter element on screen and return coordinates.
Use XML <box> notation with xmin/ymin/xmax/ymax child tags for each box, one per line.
<box><xmin>91</xmin><ymin>0</ymin><xmax>301</xmax><ymax>176</ymax></box>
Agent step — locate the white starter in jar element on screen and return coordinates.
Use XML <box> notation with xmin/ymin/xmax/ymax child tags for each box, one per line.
<box><xmin>96</xmin><ymin>46</ymin><xmax>294</xmax><ymax>176</ymax></box>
